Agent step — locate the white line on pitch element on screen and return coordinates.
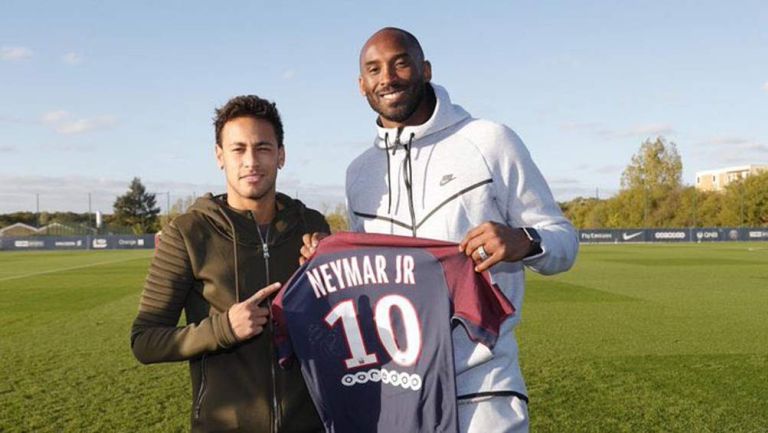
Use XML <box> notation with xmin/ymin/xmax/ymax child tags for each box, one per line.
<box><xmin>0</xmin><ymin>256</ymin><xmax>150</xmax><ymax>284</ymax></box>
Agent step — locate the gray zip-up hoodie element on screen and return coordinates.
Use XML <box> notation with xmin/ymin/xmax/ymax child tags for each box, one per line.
<box><xmin>346</xmin><ymin>83</ymin><xmax>578</xmax><ymax>400</ymax></box>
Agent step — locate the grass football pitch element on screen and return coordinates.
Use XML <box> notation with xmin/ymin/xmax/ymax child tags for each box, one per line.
<box><xmin>0</xmin><ymin>244</ymin><xmax>766</xmax><ymax>432</ymax></box>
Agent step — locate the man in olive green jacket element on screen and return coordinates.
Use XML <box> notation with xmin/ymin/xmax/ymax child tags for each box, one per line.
<box><xmin>131</xmin><ymin>95</ymin><xmax>329</xmax><ymax>433</ymax></box>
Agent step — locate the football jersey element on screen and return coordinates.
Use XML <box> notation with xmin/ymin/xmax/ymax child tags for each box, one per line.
<box><xmin>272</xmin><ymin>232</ymin><xmax>515</xmax><ymax>433</ymax></box>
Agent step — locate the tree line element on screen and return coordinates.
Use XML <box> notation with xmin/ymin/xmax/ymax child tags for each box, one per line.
<box><xmin>0</xmin><ymin>178</ymin><xmax>161</xmax><ymax>234</ymax></box>
<box><xmin>561</xmin><ymin>137</ymin><xmax>768</xmax><ymax>228</ymax></box>
<box><xmin>3</xmin><ymin>140</ymin><xmax>765</xmax><ymax>234</ymax></box>
<box><xmin>0</xmin><ymin>178</ymin><xmax>350</xmax><ymax>235</ymax></box>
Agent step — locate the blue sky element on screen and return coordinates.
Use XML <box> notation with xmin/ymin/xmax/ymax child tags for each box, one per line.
<box><xmin>1</xmin><ymin>0</ymin><xmax>766</xmax><ymax>214</ymax></box>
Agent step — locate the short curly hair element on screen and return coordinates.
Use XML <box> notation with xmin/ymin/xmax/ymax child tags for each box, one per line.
<box><xmin>214</xmin><ymin>95</ymin><xmax>284</xmax><ymax>148</ymax></box>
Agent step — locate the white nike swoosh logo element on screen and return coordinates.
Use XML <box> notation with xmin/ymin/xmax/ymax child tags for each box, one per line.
<box><xmin>622</xmin><ymin>231</ymin><xmax>644</xmax><ymax>241</ymax></box>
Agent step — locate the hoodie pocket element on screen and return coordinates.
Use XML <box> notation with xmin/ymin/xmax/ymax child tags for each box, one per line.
<box><xmin>194</xmin><ymin>355</ymin><xmax>208</xmax><ymax>420</ymax></box>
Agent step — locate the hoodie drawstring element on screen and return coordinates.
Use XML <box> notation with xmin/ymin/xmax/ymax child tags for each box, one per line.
<box><xmin>384</xmin><ymin>132</ymin><xmax>393</xmax><ymax>214</ymax></box>
<box><xmin>403</xmin><ymin>132</ymin><xmax>417</xmax><ymax>237</ymax></box>
<box><xmin>383</xmin><ymin>129</ymin><xmax>417</xmax><ymax>236</ymax></box>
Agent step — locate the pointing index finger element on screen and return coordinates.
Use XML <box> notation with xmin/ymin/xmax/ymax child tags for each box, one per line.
<box><xmin>245</xmin><ymin>282</ymin><xmax>282</xmax><ymax>305</ymax></box>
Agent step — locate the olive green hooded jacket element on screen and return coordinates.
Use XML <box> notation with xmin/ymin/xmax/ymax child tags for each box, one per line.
<box><xmin>131</xmin><ymin>193</ymin><xmax>329</xmax><ymax>433</ymax></box>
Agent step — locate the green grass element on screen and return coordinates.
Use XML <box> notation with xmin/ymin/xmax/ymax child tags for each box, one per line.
<box><xmin>0</xmin><ymin>244</ymin><xmax>766</xmax><ymax>432</ymax></box>
<box><xmin>0</xmin><ymin>250</ymin><xmax>188</xmax><ymax>433</ymax></box>
<box><xmin>520</xmin><ymin>243</ymin><xmax>768</xmax><ymax>433</ymax></box>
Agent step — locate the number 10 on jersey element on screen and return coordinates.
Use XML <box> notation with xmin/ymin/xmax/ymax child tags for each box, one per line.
<box><xmin>324</xmin><ymin>294</ymin><xmax>422</xmax><ymax>369</ymax></box>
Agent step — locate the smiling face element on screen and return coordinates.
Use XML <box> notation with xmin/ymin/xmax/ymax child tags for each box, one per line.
<box><xmin>358</xmin><ymin>29</ymin><xmax>434</xmax><ymax>128</ymax></box>
<box><xmin>216</xmin><ymin>116</ymin><xmax>284</xmax><ymax>212</ymax></box>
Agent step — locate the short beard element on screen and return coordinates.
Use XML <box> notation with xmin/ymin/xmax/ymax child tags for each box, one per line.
<box><xmin>369</xmin><ymin>82</ymin><xmax>427</xmax><ymax>124</ymax></box>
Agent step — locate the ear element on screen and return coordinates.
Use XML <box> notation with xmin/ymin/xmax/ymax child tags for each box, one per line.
<box><xmin>278</xmin><ymin>146</ymin><xmax>285</xmax><ymax>169</ymax></box>
<box><xmin>215</xmin><ymin>144</ymin><xmax>224</xmax><ymax>169</ymax></box>
<box><xmin>358</xmin><ymin>76</ymin><xmax>366</xmax><ymax>96</ymax></box>
<box><xmin>423</xmin><ymin>60</ymin><xmax>432</xmax><ymax>82</ymax></box>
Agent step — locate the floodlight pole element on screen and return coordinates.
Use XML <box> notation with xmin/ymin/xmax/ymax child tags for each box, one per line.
<box><xmin>740</xmin><ymin>184</ymin><xmax>745</xmax><ymax>227</ymax></box>
<box><xmin>692</xmin><ymin>188</ymin><xmax>697</xmax><ymax>228</ymax></box>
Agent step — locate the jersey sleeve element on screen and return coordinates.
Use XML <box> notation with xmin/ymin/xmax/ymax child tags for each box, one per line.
<box><xmin>434</xmin><ymin>246</ymin><xmax>515</xmax><ymax>348</ymax></box>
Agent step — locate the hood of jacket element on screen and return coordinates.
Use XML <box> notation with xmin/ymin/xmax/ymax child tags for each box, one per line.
<box><xmin>187</xmin><ymin>192</ymin><xmax>311</xmax><ymax>247</ymax></box>
<box><xmin>373</xmin><ymin>83</ymin><xmax>470</xmax><ymax>150</ymax></box>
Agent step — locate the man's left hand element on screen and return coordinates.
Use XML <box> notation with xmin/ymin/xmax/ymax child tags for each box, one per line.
<box><xmin>458</xmin><ymin>222</ymin><xmax>532</xmax><ymax>272</ymax></box>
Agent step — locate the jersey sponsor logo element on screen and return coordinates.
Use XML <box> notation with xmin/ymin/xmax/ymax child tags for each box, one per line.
<box><xmin>340</xmin><ymin>368</ymin><xmax>423</xmax><ymax>391</ymax></box>
<box><xmin>622</xmin><ymin>231</ymin><xmax>644</xmax><ymax>241</ymax></box>
<box><xmin>439</xmin><ymin>174</ymin><xmax>456</xmax><ymax>186</ymax></box>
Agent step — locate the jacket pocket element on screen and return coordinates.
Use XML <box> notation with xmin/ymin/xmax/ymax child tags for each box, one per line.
<box><xmin>194</xmin><ymin>355</ymin><xmax>208</xmax><ymax>420</ymax></box>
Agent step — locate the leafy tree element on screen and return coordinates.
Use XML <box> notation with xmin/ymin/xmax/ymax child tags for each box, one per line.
<box><xmin>159</xmin><ymin>195</ymin><xmax>197</xmax><ymax>230</ymax></box>
<box><xmin>615</xmin><ymin>137</ymin><xmax>683</xmax><ymax>227</ymax></box>
<box><xmin>323</xmin><ymin>203</ymin><xmax>349</xmax><ymax>233</ymax></box>
<box><xmin>561</xmin><ymin>197</ymin><xmax>608</xmax><ymax>229</ymax></box>
<box><xmin>697</xmin><ymin>190</ymin><xmax>727</xmax><ymax>227</ymax></box>
<box><xmin>621</xmin><ymin>137</ymin><xmax>682</xmax><ymax>191</ymax></box>
<box><xmin>745</xmin><ymin>172</ymin><xmax>768</xmax><ymax>225</ymax></box>
<box><xmin>722</xmin><ymin>172</ymin><xmax>768</xmax><ymax>226</ymax></box>
<box><xmin>112</xmin><ymin>177</ymin><xmax>160</xmax><ymax>234</ymax></box>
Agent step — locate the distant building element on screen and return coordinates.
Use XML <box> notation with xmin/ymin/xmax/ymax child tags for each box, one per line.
<box><xmin>695</xmin><ymin>164</ymin><xmax>768</xmax><ymax>192</ymax></box>
<box><xmin>0</xmin><ymin>222</ymin><xmax>81</xmax><ymax>237</ymax></box>
<box><xmin>0</xmin><ymin>223</ymin><xmax>39</xmax><ymax>237</ymax></box>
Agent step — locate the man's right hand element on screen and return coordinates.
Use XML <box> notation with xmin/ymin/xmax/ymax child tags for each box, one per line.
<box><xmin>228</xmin><ymin>282</ymin><xmax>282</xmax><ymax>341</ymax></box>
<box><xmin>299</xmin><ymin>232</ymin><xmax>329</xmax><ymax>265</ymax></box>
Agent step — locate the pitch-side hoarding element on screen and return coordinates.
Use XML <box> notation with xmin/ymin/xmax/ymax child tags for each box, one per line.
<box><xmin>578</xmin><ymin>228</ymin><xmax>768</xmax><ymax>243</ymax></box>
<box><xmin>0</xmin><ymin>235</ymin><xmax>156</xmax><ymax>251</ymax></box>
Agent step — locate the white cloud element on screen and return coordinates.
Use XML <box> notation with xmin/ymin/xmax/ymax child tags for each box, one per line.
<box><xmin>0</xmin><ymin>46</ymin><xmax>33</xmax><ymax>61</ymax></box>
<box><xmin>0</xmin><ymin>145</ymin><xmax>16</xmax><ymax>152</ymax></box>
<box><xmin>561</xmin><ymin>121</ymin><xmax>675</xmax><ymax>140</ymax></box>
<box><xmin>282</xmin><ymin>69</ymin><xmax>296</xmax><ymax>80</ymax></box>
<box><xmin>560</xmin><ymin>122</ymin><xmax>601</xmax><ymax>132</ymax></box>
<box><xmin>697</xmin><ymin>136</ymin><xmax>768</xmax><ymax>166</ymax></box>
<box><xmin>614</xmin><ymin>123</ymin><xmax>675</xmax><ymax>138</ymax></box>
<box><xmin>0</xmin><ymin>114</ymin><xmax>31</xmax><ymax>124</ymax></box>
<box><xmin>550</xmin><ymin>184</ymin><xmax>617</xmax><ymax>201</ymax></box>
<box><xmin>0</xmin><ymin>174</ymin><xmax>346</xmax><ymax>213</ymax></box>
<box><xmin>548</xmin><ymin>177</ymin><xmax>582</xmax><ymax>185</ymax></box>
<box><xmin>699</xmin><ymin>137</ymin><xmax>764</xmax><ymax>149</ymax></box>
<box><xmin>762</xmin><ymin>82</ymin><xmax>768</xmax><ymax>92</ymax></box>
<box><xmin>42</xmin><ymin>111</ymin><xmax>71</xmax><ymax>124</ymax></box>
<box><xmin>41</xmin><ymin>111</ymin><xmax>117</xmax><ymax>135</ymax></box>
<box><xmin>62</xmin><ymin>52</ymin><xmax>83</xmax><ymax>65</ymax></box>
<box><xmin>55</xmin><ymin>116</ymin><xmax>117</xmax><ymax>135</ymax></box>
<box><xmin>277</xmin><ymin>176</ymin><xmax>346</xmax><ymax>210</ymax></box>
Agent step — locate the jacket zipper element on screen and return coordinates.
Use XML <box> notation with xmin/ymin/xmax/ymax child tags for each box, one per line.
<box><xmin>399</xmin><ymin>130</ymin><xmax>418</xmax><ymax>237</ymax></box>
<box><xmin>193</xmin><ymin>355</ymin><xmax>208</xmax><ymax>420</ymax></box>
<box><xmin>257</xmin><ymin>225</ymin><xmax>281</xmax><ymax>433</ymax></box>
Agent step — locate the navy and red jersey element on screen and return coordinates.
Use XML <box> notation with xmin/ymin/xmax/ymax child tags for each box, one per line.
<box><xmin>272</xmin><ymin>232</ymin><xmax>514</xmax><ymax>433</ymax></box>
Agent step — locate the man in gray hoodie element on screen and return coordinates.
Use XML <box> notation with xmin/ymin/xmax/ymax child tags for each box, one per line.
<box><xmin>306</xmin><ymin>27</ymin><xmax>578</xmax><ymax>433</ymax></box>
